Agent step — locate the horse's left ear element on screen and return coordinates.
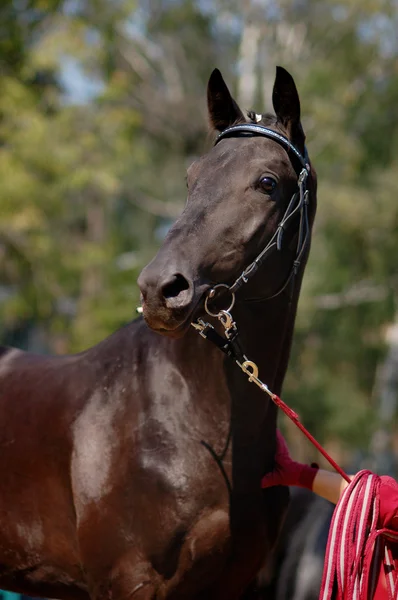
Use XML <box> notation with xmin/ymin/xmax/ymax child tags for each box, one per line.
<box><xmin>207</xmin><ymin>68</ymin><xmax>245</xmax><ymax>132</ymax></box>
<box><xmin>272</xmin><ymin>66</ymin><xmax>305</xmax><ymax>151</ymax></box>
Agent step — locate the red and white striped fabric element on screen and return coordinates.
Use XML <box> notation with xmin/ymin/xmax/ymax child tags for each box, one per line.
<box><xmin>320</xmin><ymin>470</ymin><xmax>398</xmax><ymax>600</ymax></box>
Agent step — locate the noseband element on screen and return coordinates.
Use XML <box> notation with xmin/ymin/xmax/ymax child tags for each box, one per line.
<box><xmin>213</xmin><ymin>123</ymin><xmax>311</xmax><ymax>304</ymax></box>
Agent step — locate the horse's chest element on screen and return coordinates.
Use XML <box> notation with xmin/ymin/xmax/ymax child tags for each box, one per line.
<box><xmin>137</xmin><ymin>395</ymin><xmax>231</xmax><ymax>498</ymax></box>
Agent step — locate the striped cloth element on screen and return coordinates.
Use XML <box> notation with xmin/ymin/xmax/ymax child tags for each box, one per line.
<box><xmin>320</xmin><ymin>470</ymin><xmax>398</xmax><ymax>600</ymax></box>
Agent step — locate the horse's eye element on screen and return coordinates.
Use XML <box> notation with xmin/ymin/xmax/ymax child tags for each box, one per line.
<box><xmin>258</xmin><ymin>176</ymin><xmax>277</xmax><ymax>195</ymax></box>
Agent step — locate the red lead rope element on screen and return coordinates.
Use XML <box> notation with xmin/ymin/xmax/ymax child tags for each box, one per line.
<box><xmin>270</xmin><ymin>392</ymin><xmax>351</xmax><ymax>483</ymax></box>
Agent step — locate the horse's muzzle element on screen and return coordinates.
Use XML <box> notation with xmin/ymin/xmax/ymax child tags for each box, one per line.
<box><xmin>137</xmin><ymin>266</ymin><xmax>197</xmax><ymax>335</ymax></box>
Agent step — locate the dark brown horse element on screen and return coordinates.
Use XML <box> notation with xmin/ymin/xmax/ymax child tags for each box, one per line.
<box><xmin>0</xmin><ymin>67</ymin><xmax>317</xmax><ymax>599</ymax></box>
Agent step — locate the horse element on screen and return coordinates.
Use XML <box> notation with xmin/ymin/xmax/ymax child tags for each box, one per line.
<box><xmin>0</xmin><ymin>66</ymin><xmax>317</xmax><ymax>599</ymax></box>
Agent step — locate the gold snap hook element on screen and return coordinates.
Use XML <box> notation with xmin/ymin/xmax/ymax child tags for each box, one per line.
<box><xmin>242</xmin><ymin>360</ymin><xmax>259</xmax><ymax>382</ymax></box>
<box><xmin>218</xmin><ymin>310</ymin><xmax>234</xmax><ymax>330</ymax></box>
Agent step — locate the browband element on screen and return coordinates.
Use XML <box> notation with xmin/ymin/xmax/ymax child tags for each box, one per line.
<box><xmin>215</xmin><ymin>124</ymin><xmax>310</xmax><ymax>173</ymax></box>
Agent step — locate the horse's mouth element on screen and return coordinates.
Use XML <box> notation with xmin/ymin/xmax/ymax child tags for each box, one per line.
<box><xmin>145</xmin><ymin>316</ymin><xmax>196</xmax><ymax>339</ymax></box>
<box><xmin>140</xmin><ymin>292</ymin><xmax>207</xmax><ymax>339</ymax></box>
<box><xmin>153</xmin><ymin>321</ymin><xmax>192</xmax><ymax>339</ymax></box>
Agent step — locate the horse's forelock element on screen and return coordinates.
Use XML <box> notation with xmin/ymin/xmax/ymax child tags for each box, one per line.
<box><xmin>246</xmin><ymin>110</ymin><xmax>278</xmax><ymax>127</ymax></box>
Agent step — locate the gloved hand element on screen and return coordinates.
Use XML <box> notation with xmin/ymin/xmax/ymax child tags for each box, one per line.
<box><xmin>261</xmin><ymin>430</ymin><xmax>319</xmax><ymax>490</ymax></box>
<box><xmin>378</xmin><ymin>476</ymin><xmax>398</xmax><ymax>530</ymax></box>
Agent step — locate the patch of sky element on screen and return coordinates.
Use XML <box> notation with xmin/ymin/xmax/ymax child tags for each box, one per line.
<box><xmin>214</xmin><ymin>10</ymin><xmax>241</xmax><ymax>37</ymax></box>
<box><xmin>59</xmin><ymin>56</ymin><xmax>104</xmax><ymax>105</ymax></box>
<box><xmin>123</xmin><ymin>8</ymin><xmax>165</xmax><ymax>64</ymax></box>
<box><xmin>124</xmin><ymin>5</ymin><xmax>148</xmax><ymax>37</ymax></box>
<box><xmin>12</xmin><ymin>0</ymin><xmax>28</xmax><ymax>11</ymax></box>
<box><xmin>331</xmin><ymin>4</ymin><xmax>349</xmax><ymax>22</ymax></box>
<box><xmin>85</xmin><ymin>27</ymin><xmax>101</xmax><ymax>47</ymax></box>
<box><xmin>63</xmin><ymin>0</ymin><xmax>81</xmax><ymax>16</ymax></box>
<box><xmin>260</xmin><ymin>0</ymin><xmax>282</xmax><ymax>21</ymax></box>
<box><xmin>358</xmin><ymin>13</ymin><xmax>398</xmax><ymax>59</ymax></box>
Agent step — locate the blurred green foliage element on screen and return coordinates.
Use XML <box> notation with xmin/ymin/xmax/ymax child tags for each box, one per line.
<box><xmin>1</xmin><ymin>0</ymin><xmax>398</xmax><ymax>457</ymax></box>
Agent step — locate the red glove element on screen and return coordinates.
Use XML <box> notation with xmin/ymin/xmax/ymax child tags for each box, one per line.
<box><xmin>378</xmin><ymin>476</ymin><xmax>398</xmax><ymax>530</ymax></box>
<box><xmin>261</xmin><ymin>430</ymin><xmax>319</xmax><ymax>491</ymax></box>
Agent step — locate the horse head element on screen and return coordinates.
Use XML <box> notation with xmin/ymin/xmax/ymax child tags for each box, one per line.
<box><xmin>138</xmin><ymin>67</ymin><xmax>316</xmax><ymax>336</ymax></box>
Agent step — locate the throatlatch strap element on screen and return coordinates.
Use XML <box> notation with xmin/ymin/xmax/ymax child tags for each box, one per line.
<box><xmin>320</xmin><ymin>470</ymin><xmax>398</xmax><ymax>600</ymax></box>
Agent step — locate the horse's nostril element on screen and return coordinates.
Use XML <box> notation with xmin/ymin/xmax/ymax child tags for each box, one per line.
<box><xmin>162</xmin><ymin>274</ymin><xmax>190</xmax><ymax>300</ymax></box>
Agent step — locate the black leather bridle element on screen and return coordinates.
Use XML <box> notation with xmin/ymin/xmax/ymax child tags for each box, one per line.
<box><xmin>211</xmin><ymin>123</ymin><xmax>311</xmax><ymax>305</ymax></box>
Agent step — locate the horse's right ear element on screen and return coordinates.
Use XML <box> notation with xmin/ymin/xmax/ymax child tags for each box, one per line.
<box><xmin>207</xmin><ymin>69</ymin><xmax>245</xmax><ymax>132</ymax></box>
<box><xmin>272</xmin><ymin>66</ymin><xmax>305</xmax><ymax>151</ymax></box>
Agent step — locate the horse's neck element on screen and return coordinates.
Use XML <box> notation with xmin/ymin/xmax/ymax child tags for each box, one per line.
<box><xmin>148</xmin><ymin>290</ymin><xmax>299</xmax><ymax>489</ymax></box>
<box><xmin>234</xmin><ymin>293</ymin><xmax>297</xmax><ymax>393</ymax></box>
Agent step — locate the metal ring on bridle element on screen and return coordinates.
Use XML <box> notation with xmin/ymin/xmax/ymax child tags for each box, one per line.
<box><xmin>204</xmin><ymin>284</ymin><xmax>235</xmax><ymax>317</ymax></box>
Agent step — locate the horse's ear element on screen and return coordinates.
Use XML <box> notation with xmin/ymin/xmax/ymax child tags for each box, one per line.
<box><xmin>272</xmin><ymin>66</ymin><xmax>305</xmax><ymax>149</ymax></box>
<box><xmin>207</xmin><ymin>69</ymin><xmax>245</xmax><ymax>132</ymax></box>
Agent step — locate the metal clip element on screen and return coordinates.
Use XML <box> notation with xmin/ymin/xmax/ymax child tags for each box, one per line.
<box><xmin>242</xmin><ymin>360</ymin><xmax>259</xmax><ymax>381</ymax></box>
<box><xmin>191</xmin><ymin>319</ymin><xmax>205</xmax><ymax>332</ymax></box>
<box><xmin>298</xmin><ymin>168</ymin><xmax>308</xmax><ymax>185</ymax></box>
<box><xmin>240</xmin><ymin>360</ymin><xmax>274</xmax><ymax>398</ymax></box>
<box><xmin>191</xmin><ymin>318</ymin><xmax>212</xmax><ymax>339</ymax></box>
<box><xmin>218</xmin><ymin>310</ymin><xmax>234</xmax><ymax>331</ymax></box>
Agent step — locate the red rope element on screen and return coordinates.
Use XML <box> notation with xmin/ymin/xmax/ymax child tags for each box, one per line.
<box><xmin>271</xmin><ymin>392</ymin><xmax>351</xmax><ymax>483</ymax></box>
<box><xmin>319</xmin><ymin>470</ymin><xmax>398</xmax><ymax>599</ymax></box>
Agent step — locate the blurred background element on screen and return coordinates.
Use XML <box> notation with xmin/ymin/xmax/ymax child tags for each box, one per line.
<box><xmin>1</xmin><ymin>0</ymin><xmax>398</xmax><ymax>484</ymax></box>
